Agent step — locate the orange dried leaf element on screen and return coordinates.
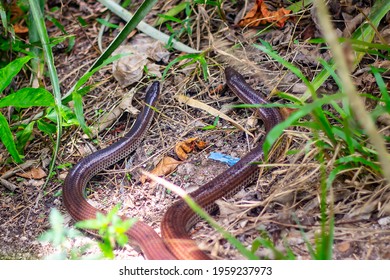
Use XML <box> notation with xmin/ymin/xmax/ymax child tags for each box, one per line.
<box><xmin>11</xmin><ymin>4</ymin><xmax>29</xmax><ymax>34</ymax></box>
<box><xmin>14</xmin><ymin>23</ymin><xmax>28</xmax><ymax>34</ymax></box>
<box><xmin>140</xmin><ymin>156</ymin><xmax>181</xmax><ymax>183</ymax></box>
<box><xmin>175</xmin><ymin>137</ymin><xmax>198</xmax><ymax>160</ymax></box>
<box><xmin>279</xmin><ymin>107</ymin><xmax>295</xmax><ymax>120</ymax></box>
<box><xmin>195</xmin><ymin>140</ymin><xmax>207</xmax><ymax>150</ymax></box>
<box><xmin>238</xmin><ymin>0</ymin><xmax>291</xmax><ymax>28</ymax></box>
<box><xmin>17</xmin><ymin>167</ymin><xmax>47</xmax><ymax>179</ymax></box>
<box><xmin>209</xmin><ymin>84</ymin><xmax>225</xmax><ymax>95</ymax></box>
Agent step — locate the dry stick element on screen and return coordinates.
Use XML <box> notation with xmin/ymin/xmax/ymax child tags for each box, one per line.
<box><xmin>313</xmin><ymin>0</ymin><xmax>390</xmax><ymax>184</ymax></box>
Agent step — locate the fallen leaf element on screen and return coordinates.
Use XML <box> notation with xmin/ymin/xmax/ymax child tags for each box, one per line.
<box><xmin>11</xmin><ymin>4</ymin><xmax>29</xmax><ymax>34</ymax></box>
<box><xmin>335</xmin><ymin>242</ymin><xmax>351</xmax><ymax>253</ymax></box>
<box><xmin>175</xmin><ymin>137</ymin><xmax>206</xmax><ymax>160</ymax></box>
<box><xmin>209</xmin><ymin>84</ymin><xmax>225</xmax><ymax>95</ymax></box>
<box><xmin>13</xmin><ymin>23</ymin><xmax>28</xmax><ymax>34</ymax></box>
<box><xmin>279</xmin><ymin>107</ymin><xmax>295</xmax><ymax>120</ymax></box>
<box><xmin>195</xmin><ymin>140</ymin><xmax>207</xmax><ymax>150</ymax></box>
<box><xmin>17</xmin><ymin>167</ymin><xmax>47</xmax><ymax>179</ymax></box>
<box><xmin>140</xmin><ymin>156</ymin><xmax>181</xmax><ymax>183</ymax></box>
<box><xmin>238</xmin><ymin>0</ymin><xmax>291</xmax><ymax>28</ymax></box>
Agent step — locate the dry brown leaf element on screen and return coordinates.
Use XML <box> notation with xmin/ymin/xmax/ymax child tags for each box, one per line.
<box><xmin>11</xmin><ymin>4</ymin><xmax>28</xmax><ymax>34</ymax></box>
<box><xmin>238</xmin><ymin>0</ymin><xmax>291</xmax><ymax>28</ymax></box>
<box><xmin>140</xmin><ymin>156</ymin><xmax>181</xmax><ymax>183</ymax></box>
<box><xmin>17</xmin><ymin>167</ymin><xmax>47</xmax><ymax>179</ymax></box>
<box><xmin>13</xmin><ymin>23</ymin><xmax>28</xmax><ymax>34</ymax></box>
<box><xmin>195</xmin><ymin>140</ymin><xmax>207</xmax><ymax>150</ymax></box>
<box><xmin>335</xmin><ymin>242</ymin><xmax>351</xmax><ymax>253</ymax></box>
<box><xmin>174</xmin><ymin>137</ymin><xmax>206</xmax><ymax>160</ymax></box>
<box><xmin>175</xmin><ymin>137</ymin><xmax>198</xmax><ymax>160</ymax></box>
<box><xmin>279</xmin><ymin>107</ymin><xmax>295</xmax><ymax>120</ymax></box>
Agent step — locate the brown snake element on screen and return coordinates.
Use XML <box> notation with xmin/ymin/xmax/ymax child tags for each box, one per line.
<box><xmin>63</xmin><ymin>67</ymin><xmax>283</xmax><ymax>259</ymax></box>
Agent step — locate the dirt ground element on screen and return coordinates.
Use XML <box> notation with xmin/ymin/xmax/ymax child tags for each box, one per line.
<box><xmin>1</xmin><ymin>0</ymin><xmax>389</xmax><ymax>260</ymax></box>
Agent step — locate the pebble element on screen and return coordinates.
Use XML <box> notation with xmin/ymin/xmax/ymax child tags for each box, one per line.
<box><xmin>378</xmin><ymin>216</ymin><xmax>390</xmax><ymax>226</ymax></box>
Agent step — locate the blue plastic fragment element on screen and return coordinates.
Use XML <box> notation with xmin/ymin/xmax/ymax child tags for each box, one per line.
<box><xmin>208</xmin><ymin>152</ymin><xmax>240</xmax><ymax>166</ymax></box>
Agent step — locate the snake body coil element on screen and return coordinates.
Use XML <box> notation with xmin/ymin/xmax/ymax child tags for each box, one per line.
<box><xmin>63</xmin><ymin>68</ymin><xmax>283</xmax><ymax>259</ymax></box>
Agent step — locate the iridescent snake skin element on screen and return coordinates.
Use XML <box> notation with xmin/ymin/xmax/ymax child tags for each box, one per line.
<box><xmin>63</xmin><ymin>67</ymin><xmax>283</xmax><ymax>259</ymax></box>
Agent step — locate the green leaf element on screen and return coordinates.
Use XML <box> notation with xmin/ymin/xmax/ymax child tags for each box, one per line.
<box><xmin>98</xmin><ymin>242</ymin><xmax>114</xmax><ymax>259</ymax></box>
<box><xmin>0</xmin><ymin>87</ymin><xmax>54</xmax><ymax>108</ymax></box>
<box><xmin>37</xmin><ymin>119</ymin><xmax>56</xmax><ymax>135</ymax></box>
<box><xmin>39</xmin><ymin>208</ymin><xmax>67</xmax><ymax>247</ymax></box>
<box><xmin>0</xmin><ymin>3</ymin><xmax>8</xmax><ymax>33</ymax></box>
<box><xmin>115</xmin><ymin>218</ymin><xmax>137</xmax><ymax>234</ymax></box>
<box><xmin>77</xmin><ymin>16</ymin><xmax>88</xmax><ymax>27</ymax></box>
<box><xmin>75</xmin><ymin>219</ymin><xmax>102</xmax><ymax>230</ymax></box>
<box><xmin>116</xmin><ymin>233</ymin><xmax>128</xmax><ymax>247</ymax></box>
<box><xmin>45</xmin><ymin>105</ymin><xmax>78</xmax><ymax>127</ymax></box>
<box><xmin>0</xmin><ymin>56</ymin><xmax>32</xmax><ymax>93</ymax></box>
<box><xmin>0</xmin><ymin>112</ymin><xmax>22</xmax><ymax>163</ymax></box>
<box><xmin>72</xmin><ymin>90</ymin><xmax>91</xmax><ymax>137</ymax></box>
<box><xmin>16</xmin><ymin>121</ymin><xmax>35</xmax><ymax>154</ymax></box>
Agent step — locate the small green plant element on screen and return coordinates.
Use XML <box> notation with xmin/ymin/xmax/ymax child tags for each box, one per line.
<box><xmin>76</xmin><ymin>205</ymin><xmax>137</xmax><ymax>259</ymax></box>
<box><xmin>39</xmin><ymin>208</ymin><xmax>95</xmax><ymax>260</ymax></box>
<box><xmin>0</xmin><ymin>57</ymin><xmax>55</xmax><ymax>163</ymax></box>
<box><xmin>251</xmin><ymin>231</ymin><xmax>295</xmax><ymax>260</ymax></box>
<box><xmin>157</xmin><ymin>1</ymin><xmax>193</xmax><ymax>50</ymax></box>
<box><xmin>162</xmin><ymin>52</ymin><xmax>209</xmax><ymax>81</ymax></box>
<box><xmin>40</xmin><ymin>206</ymin><xmax>136</xmax><ymax>259</ymax></box>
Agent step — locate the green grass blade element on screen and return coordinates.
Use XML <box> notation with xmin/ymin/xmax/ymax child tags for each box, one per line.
<box><xmin>91</xmin><ymin>0</ymin><xmax>158</xmax><ymax>72</ymax></box>
<box><xmin>29</xmin><ymin>0</ymin><xmax>62</xmax><ymax>180</ymax></box>
<box><xmin>162</xmin><ymin>53</ymin><xmax>203</xmax><ymax>79</ymax></box>
<box><xmin>72</xmin><ymin>91</ymin><xmax>91</xmax><ymax>137</ymax></box>
<box><xmin>302</xmin><ymin>0</ymin><xmax>390</xmax><ymax>101</ymax></box>
<box><xmin>155</xmin><ymin>1</ymin><xmax>188</xmax><ymax>26</ymax></box>
<box><xmin>370</xmin><ymin>67</ymin><xmax>390</xmax><ymax>111</ymax></box>
<box><xmin>254</xmin><ymin>42</ymin><xmax>336</xmax><ymax>145</ymax></box>
<box><xmin>263</xmin><ymin>93</ymin><xmax>344</xmax><ymax>157</ymax></box>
